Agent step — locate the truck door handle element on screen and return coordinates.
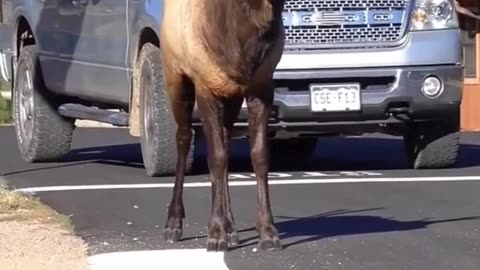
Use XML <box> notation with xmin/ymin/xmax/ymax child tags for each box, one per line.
<box><xmin>72</xmin><ymin>0</ymin><xmax>88</xmax><ymax>8</ymax></box>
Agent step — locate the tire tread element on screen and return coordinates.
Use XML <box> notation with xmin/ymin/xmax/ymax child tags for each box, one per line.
<box><xmin>14</xmin><ymin>45</ymin><xmax>74</xmax><ymax>162</ymax></box>
<box><xmin>405</xmin><ymin>119</ymin><xmax>460</xmax><ymax>169</ymax></box>
<box><xmin>137</xmin><ymin>43</ymin><xmax>196</xmax><ymax>176</ymax></box>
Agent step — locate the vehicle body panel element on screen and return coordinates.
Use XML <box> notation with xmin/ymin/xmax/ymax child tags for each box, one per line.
<box><xmin>276</xmin><ymin>29</ymin><xmax>463</xmax><ymax>70</ymax></box>
<box><xmin>40</xmin><ymin>0</ymin><xmax>130</xmax><ymax>105</ymax></box>
<box><xmin>126</xmin><ymin>0</ymin><xmax>162</xmax><ymax>70</ymax></box>
<box><xmin>0</xmin><ymin>0</ymin><xmax>466</xmax><ymax>134</ymax></box>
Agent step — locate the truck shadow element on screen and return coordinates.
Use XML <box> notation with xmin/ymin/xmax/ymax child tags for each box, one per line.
<box><xmin>4</xmin><ymin>135</ymin><xmax>480</xmax><ymax>177</ymax></box>
<box><xmin>62</xmin><ymin>136</ymin><xmax>414</xmax><ymax>172</ymax></box>
<box><xmin>70</xmin><ymin>135</ymin><xmax>479</xmax><ymax>173</ymax></box>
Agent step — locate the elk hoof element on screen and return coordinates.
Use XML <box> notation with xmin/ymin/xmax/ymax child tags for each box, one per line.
<box><xmin>227</xmin><ymin>232</ymin><xmax>240</xmax><ymax>247</ymax></box>
<box><xmin>259</xmin><ymin>238</ymin><xmax>282</xmax><ymax>251</ymax></box>
<box><xmin>163</xmin><ymin>228</ymin><xmax>183</xmax><ymax>243</ymax></box>
<box><xmin>207</xmin><ymin>238</ymin><xmax>228</xmax><ymax>252</ymax></box>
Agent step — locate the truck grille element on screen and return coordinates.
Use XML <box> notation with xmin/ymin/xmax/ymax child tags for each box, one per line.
<box><xmin>283</xmin><ymin>0</ymin><xmax>411</xmax><ymax>49</ymax></box>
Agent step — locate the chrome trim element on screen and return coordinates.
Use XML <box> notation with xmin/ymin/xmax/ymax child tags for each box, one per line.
<box><xmin>282</xmin><ymin>0</ymin><xmax>415</xmax><ymax>50</ymax></box>
<box><xmin>0</xmin><ymin>51</ymin><xmax>10</xmax><ymax>81</ymax></box>
<box><xmin>283</xmin><ymin>10</ymin><xmax>405</xmax><ymax>27</ymax></box>
<box><xmin>275</xmin><ymin>29</ymin><xmax>462</xmax><ymax>70</ymax></box>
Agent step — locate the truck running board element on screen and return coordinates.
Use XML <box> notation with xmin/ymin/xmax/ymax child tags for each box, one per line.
<box><xmin>58</xmin><ymin>103</ymin><xmax>129</xmax><ymax>127</ymax></box>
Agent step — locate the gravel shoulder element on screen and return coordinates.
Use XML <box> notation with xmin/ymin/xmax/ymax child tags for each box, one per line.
<box><xmin>0</xmin><ymin>182</ymin><xmax>89</xmax><ymax>270</ymax></box>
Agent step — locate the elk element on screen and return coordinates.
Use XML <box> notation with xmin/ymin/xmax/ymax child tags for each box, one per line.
<box><xmin>160</xmin><ymin>0</ymin><xmax>286</xmax><ymax>251</ymax></box>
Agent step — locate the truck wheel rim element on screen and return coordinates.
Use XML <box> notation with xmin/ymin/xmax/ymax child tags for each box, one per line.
<box><xmin>18</xmin><ymin>69</ymin><xmax>34</xmax><ymax>147</ymax></box>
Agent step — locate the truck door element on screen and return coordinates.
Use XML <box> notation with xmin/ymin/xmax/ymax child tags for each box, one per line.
<box><xmin>0</xmin><ymin>0</ymin><xmax>14</xmax><ymax>82</ymax></box>
<box><xmin>52</xmin><ymin>0</ymin><xmax>130</xmax><ymax>105</ymax></box>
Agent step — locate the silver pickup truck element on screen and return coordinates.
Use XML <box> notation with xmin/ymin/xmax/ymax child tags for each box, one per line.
<box><xmin>0</xmin><ymin>0</ymin><xmax>472</xmax><ymax>176</ymax></box>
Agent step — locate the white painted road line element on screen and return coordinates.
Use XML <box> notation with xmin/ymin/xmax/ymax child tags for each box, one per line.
<box><xmin>15</xmin><ymin>175</ymin><xmax>480</xmax><ymax>193</ymax></box>
<box><xmin>88</xmin><ymin>249</ymin><xmax>229</xmax><ymax>270</ymax></box>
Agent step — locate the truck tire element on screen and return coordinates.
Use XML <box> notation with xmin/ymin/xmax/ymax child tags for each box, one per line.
<box><xmin>13</xmin><ymin>45</ymin><xmax>75</xmax><ymax>162</ymax></box>
<box><xmin>403</xmin><ymin>118</ymin><xmax>460</xmax><ymax>169</ymax></box>
<box><xmin>136</xmin><ymin>43</ymin><xmax>196</xmax><ymax>177</ymax></box>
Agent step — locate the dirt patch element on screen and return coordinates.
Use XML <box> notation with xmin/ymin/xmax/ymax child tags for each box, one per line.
<box><xmin>0</xmin><ymin>185</ymin><xmax>89</xmax><ymax>270</ymax></box>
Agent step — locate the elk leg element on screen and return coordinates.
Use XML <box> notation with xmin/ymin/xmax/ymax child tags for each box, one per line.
<box><xmin>197</xmin><ymin>93</ymin><xmax>229</xmax><ymax>252</ymax></box>
<box><xmin>222</xmin><ymin>96</ymin><xmax>243</xmax><ymax>247</ymax></box>
<box><xmin>246</xmin><ymin>90</ymin><xmax>282</xmax><ymax>251</ymax></box>
<box><xmin>163</xmin><ymin>73</ymin><xmax>195</xmax><ymax>243</ymax></box>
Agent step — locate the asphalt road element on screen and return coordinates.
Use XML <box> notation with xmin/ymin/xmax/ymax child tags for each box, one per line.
<box><xmin>1</xmin><ymin>126</ymin><xmax>479</xmax><ymax>270</ymax></box>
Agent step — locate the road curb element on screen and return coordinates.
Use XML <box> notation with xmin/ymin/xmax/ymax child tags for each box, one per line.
<box><xmin>74</xmin><ymin>120</ymin><xmax>119</xmax><ymax>128</ymax></box>
<box><xmin>1</xmin><ymin>120</ymin><xmax>123</xmax><ymax>128</ymax></box>
<box><xmin>87</xmin><ymin>249</ymin><xmax>229</xmax><ymax>270</ymax></box>
<box><xmin>0</xmin><ymin>90</ymin><xmax>11</xmax><ymax>100</ymax></box>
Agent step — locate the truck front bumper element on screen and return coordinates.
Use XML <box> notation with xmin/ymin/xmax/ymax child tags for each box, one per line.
<box><xmin>193</xmin><ymin>65</ymin><xmax>462</xmax><ymax>133</ymax></box>
<box><xmin>272</xmin><ymin>65</ymin><xmax>462</xmax><ymax>122</ymax></box>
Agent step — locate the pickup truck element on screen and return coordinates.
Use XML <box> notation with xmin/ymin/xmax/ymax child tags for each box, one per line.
<box><xmin>0</xmin><ymin>0</ymin><xmax>476</xmax><ymax>176</ymax></box>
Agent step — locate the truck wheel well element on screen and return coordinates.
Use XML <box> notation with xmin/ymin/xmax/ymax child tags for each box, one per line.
<box><xmin>129</xmin><ymin>27</ymin><xmax>160</xmax><ymax>137</ymax></box>
<box><xmin>16</xmin><ymin>17</ymin><xmax>36</xmax><ymax>58</ymax></box>
<box><xmin>136</xmin><ymin>27</ymin><xmax>160</xmax><ymax>59</ymax></box>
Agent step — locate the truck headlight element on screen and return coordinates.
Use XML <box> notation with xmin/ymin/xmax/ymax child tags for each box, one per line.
<box><xmin>411</xmin><ymin>0</ymin><xmax>457</xmax><ymax>30</ymax></box>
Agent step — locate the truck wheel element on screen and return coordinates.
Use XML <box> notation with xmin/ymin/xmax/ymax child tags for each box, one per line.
<box><xmin>403</xmin><ymin>119</ymin><xmax>460</xmax><ymax>169</ymax></box>
<box><xmin>13</xmin><ymin>45</ymin><xmax>75</xmax><ymax>162</ymax></box>
<box><xmin>270</xmin><ymin>138</ymin><xmax>318</xmax><ymax>158</ymax></box>
<box><xmin>136</xmin><ymin>43</ymin><xmax>196</xmax><ymax>177</ymax></box>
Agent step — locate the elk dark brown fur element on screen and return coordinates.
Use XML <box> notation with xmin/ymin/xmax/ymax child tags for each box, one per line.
<box><xmin>159</xmin><ymin>0</ymin><xmax>286</xmax><ymax>252</ymax></box>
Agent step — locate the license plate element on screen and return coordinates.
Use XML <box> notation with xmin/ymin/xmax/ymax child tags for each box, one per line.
<box><xmin>310</xmin><ymin>83</ymin><xmax>361</xmax><ymax>112</ymax></box>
